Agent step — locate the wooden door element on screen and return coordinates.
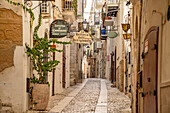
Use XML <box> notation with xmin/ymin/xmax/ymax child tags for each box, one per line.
<box><xmin>111</xmin><ymin>53</ymin><xmax>114</xmax><ymax>83</ymax></box>
<box><xmin>62</xmin><ymin>45</ymin><xmax>66</xmax><ymax>88</ymax></box>
<box><xmin>143</xmin><ymin>26</ymin><xmax>158</xmax><ymax>113</ymax></box>
<box><xmin>114</xmin><ymin>47</ymin><xmax>117</xmax><ymax>83</ymax></box>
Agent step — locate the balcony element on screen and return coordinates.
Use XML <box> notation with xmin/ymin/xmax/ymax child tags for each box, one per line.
<box><xmin>107</xmin><ymin>0</ymin><xmax>119</xmax><ymax>4</ymax></box>
<box><xmin>106</xmin><ymin>0</ymin><xmax>119</xmax><ymax>17</ymax></box>
<box><xmin>62</xmin><ymin>0</ymin><xmax>76</xmax><ymax>24</ymax></box>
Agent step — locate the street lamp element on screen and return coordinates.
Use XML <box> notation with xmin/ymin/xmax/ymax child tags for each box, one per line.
<box><xmin>121</xmin><ymin>23</ymin><xmax>130</xmax><ymax>32</ymax></box>
<box><xmin>83</xmin><ymin>19</ymin><xmax>89</xmax><ymax>32</ymax></box>
<box><xmin>123</xmin><ymin>33</ymin><xmax>132</xmax><ymax>39</ymax></box>
<box><xmin>121</xmin><ymin>12</ymin><xmax>132</xmax><ymax>40</ymax></box>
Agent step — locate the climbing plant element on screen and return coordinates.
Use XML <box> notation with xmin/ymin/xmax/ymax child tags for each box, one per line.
<box><xmin>72</xmin><ymin>0</ymin><xmax>77</xmax><ymax>15</ymax></box>
<box><xmin>5</xmin><ymin>0</ymin><xmax>71</xmax><ymax>84</ymax></box>
<box><xmin>5</xmin><ymin>0</ymin><xmax>71</xmax><ymax>104</ymax></box>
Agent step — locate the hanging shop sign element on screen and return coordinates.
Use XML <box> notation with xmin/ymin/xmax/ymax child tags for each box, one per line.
<box><xmin>97</xmin><ymin>41</ymin><xmax>102</xmax><ymax>49</ymax></box>
<box><xmin>107</xmin><ymin>31</ymin><xmax>118</xmax><ymax>38</ymax></box>
<box><xmin>50</xmin><ymin>20</ymin><xmax>69</xmax><ymax>38</ymax></box>
<box><xmin>73</xmin><ymin>30</ymin><xmax>92</xmax><ymax>44</ymax></box>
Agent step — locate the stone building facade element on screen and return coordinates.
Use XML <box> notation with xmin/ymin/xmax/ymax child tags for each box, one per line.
<box><xmin>0</xmin><ymin>0</ymin><xmax>30</xmax><ymax>112</ymax></box>
<box><xmin>130</xmin><ymin>0</ymin><xmax>170</xmax><ymax>113</ymax></box>
<box><xmin>0</xmin><ymin>0</ymin><xmax>78</xmax><ymax>112</ymax></box>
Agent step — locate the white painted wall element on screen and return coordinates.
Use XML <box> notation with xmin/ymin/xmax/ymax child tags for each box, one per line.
<box><xmin>0</xmin><ymin>0</ymin><xmax>31</xmax><ymax>112</ymax></box>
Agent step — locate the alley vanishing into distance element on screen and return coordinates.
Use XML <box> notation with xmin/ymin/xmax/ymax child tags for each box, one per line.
<box><xmin>1</xmin><ymin>0</ymin><xmax>170</xmax><ymax>112</ymax></box>
<box><xmin>45</xmin><ymin>79</ymin><xmax>131</xmax><ymax>113</ymax></box>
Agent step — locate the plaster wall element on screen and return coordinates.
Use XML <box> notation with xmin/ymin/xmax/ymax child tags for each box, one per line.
<box><xmin>0</xmin><ymin>47</ymin><xmax>27</xmax><ymax>112</ymax></box>
<box><xmin>141</xmin><ymin>0</ymin><xmax>170</xmax><ymax>113</ymax></box>
<box><xmin>54</xmin><ymin>38</ymin><xmax>64</xmax><ymax>94</ymax></box>
<box><xmin>131</xmin><ymin>0</ymin><xmax>170</xmax><ymax>113</ymax></box>
<box><xmin>105</xmin><ymin>38</ymin><xmax>110</xmax><ymax>80</ymax></box>
<box><xmin>130</xmin><ymin>1</ymin><xmax>141</xmax><ymax>113</ymax></box>
<box><xmin>0</xmin><ymin>0</ymin><xmax>31</xmax><ymax>112</ymax></box>
<box><xmin>70</xmin><ymin>42</ymin><xmax>79</xmax><ymax>85</ymax></box>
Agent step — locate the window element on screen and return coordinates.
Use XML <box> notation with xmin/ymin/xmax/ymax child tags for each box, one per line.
<box><xmin>129</xmin><ymin>52</ymin><xmax>131</xmax><ymax>64</ymax></box>
<box><xmin>63</xmin><ymin>0</ymin><xmax>73</xmax><ymax>11</ymax></box>
<box><xmin>41</xmin><ymin>2</ymin><xmax>49</xmax><ymax>13</ymax></box>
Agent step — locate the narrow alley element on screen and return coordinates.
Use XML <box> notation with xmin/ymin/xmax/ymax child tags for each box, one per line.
<box><xmin>1</xmin><ymin>0</ymin><xmax>170</xmax><ymax>113</ymax></box>
<box><xmin>45</xmin><ymin>79</ymin><xmax>131</xmax><ymax>113</ymax></box>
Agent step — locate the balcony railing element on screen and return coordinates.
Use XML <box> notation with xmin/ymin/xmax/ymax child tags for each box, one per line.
<box><xmin>107</xmin><ymin>0</ymin><xmax>119</xmax><ymax>4</ymax></box>
<box><xmin>62</xmin><ymin>0</ymin><xmax>74</xmax><ymax>11</ymax></box>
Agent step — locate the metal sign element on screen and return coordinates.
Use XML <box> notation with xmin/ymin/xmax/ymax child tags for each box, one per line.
<box><xmin>107</xmin><ymin>31</ymin><xmax>118</xmax><ymax>38</ymax></box>
<box><xmin>73</xmin><ymin>30</ymin><xmax>91</xmax><ymax>44</ymax></box>
<box><xmin>50</xmin><ymin>20</ymin><xmax>69</xmax><ymax>38</ymax></box>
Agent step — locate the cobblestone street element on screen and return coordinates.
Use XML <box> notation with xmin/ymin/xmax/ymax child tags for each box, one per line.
<box><xmin>47</xmin><ymin>78</ymin><xmax>131</xmax><ymax>113</ymax></box>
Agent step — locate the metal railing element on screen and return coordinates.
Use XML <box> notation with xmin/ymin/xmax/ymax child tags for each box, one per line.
<box><xmin>62</xmin><ymin>0</ymin><xmax>74</xmax><ymax>11</ymax></box>
<box><xmin>108</xmin><ymin>0</ymin><xmax>119</xmax><ymax>4</ymax></box>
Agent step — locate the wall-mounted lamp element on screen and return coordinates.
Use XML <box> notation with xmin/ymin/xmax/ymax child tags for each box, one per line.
<box><xmin>121</xmin><ymin>11</ymin><xmax>132</xmax><ymax>40</ymax></box>
<box><xmin>123</xmin><ymin>33</ymin><xmax>132</xmax><ymax>40</ymax></box>
<box><xmin>83</xmin><ymin>19</ymin><xmax>89</xmax><ymax>32</ymax></box>
<box><xmin>121</xmin><ymin>24</ymin><xmax>130</xmax><ymax>32</ymax></box>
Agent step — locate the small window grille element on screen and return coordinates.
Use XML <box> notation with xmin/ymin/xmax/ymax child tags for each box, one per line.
<box><xmin>63</xmin><ymin>0</ymin><xmax>73</xmax><ymax>11</ymax></box>
<box><xmin>41</xmin><ymin>2</ymin><xmax>49</xmax><ymax>13</ymax></box>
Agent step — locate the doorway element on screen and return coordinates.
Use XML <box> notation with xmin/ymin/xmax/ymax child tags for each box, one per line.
<box><xmin>62</xmin><ymin>45</ymin><xmax>66</xmax><ymax>88</ymax></box>
<box><xmin>143</xmin><ymin>26</ymin><xmax>158</xmax><ymax>113</ymax></box>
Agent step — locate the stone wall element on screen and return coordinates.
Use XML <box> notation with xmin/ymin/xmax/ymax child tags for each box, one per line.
<box><xmin>0</xmin><ymin>8</ymin><xmax>22</xmax><ymax>72</ymax></box>
<box><xmin>119</xmin><ymin>60</ymin><xmax>124</xmax><ymax>92</ymax></box>
<box><xmin>70</xmin><ymin>42</ymin><xmax>78</xmax><ymax>86</ymax></box>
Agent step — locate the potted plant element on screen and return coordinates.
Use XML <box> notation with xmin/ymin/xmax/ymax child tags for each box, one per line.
<box><xmin>5</xmin><ymin>0</ymin><xmax>71</xmax><ymax>110</ymax></box>
<box><xmin>25</xmin><ymin>13</ymin><xmax>71</xmax><ymax>110</ymax></box>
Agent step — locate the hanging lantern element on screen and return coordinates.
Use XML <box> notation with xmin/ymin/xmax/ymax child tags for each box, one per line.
<box><xmin>123</xmin><ymin>33</ymin><xmax>132</xmax><ymax>39</ymax></box>
<box><xmin>121</xmin><ymin>24</ymin><xmax>130</xmax><ymax>32</ymax></box>
<box><xmin>83</xmin><ymin>19</ymin><xmax>89</xmax><ymax>32</ymax></box>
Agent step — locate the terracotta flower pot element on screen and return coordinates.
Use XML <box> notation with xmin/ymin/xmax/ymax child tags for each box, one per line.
<box><xmin>32</xmin><ymin>84</ymin><xmax>50</xmax><ymax>110</ymax></box>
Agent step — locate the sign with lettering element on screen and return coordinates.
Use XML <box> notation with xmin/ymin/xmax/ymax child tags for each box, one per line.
<box><xmin>27</xmin><ymin>0</ymin><xmax>54</xmax><ymax>1</ymax></box>
<box><xmin>73</xmin><ymin>30</ymin><xmax>92</xmax><ymax>44</ymax></box>
<box><xmin>50</xmin><ymin>20</ymin><xmax>69</xmax><ymax>38</ymax></box>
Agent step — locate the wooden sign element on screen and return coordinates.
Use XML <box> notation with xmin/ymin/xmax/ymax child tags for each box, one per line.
<box><xmin>73</xmin><ymin>30</ymin><xmax>91</xmax><ymax>44</ymax></box>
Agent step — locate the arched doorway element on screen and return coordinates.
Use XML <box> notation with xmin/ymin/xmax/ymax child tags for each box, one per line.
<box><xmin>142</xmin><ymin>26</ymin><xmax>158</xmax><ymax>113</ymax></box>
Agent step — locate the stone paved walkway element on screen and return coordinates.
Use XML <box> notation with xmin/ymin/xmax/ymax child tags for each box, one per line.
<box><xmin>106</xmin><ymin>81</ymin><xmax>131</xmax><ymax>113</ymax></box>
<box><xmin>29</xmin><ymin>78</ymin><xmax>131</xmax><ymax>113</ymax></box>
<box><xmin>62</xmin><ymin>79</ymin><xmax>101</xmax><ymax>113</ymax></box>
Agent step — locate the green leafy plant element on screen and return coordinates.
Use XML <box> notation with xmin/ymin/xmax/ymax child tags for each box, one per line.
<box><xmin>25</xmin><ymin>13</ymin><xmax>71</xmax><ymax>84</ymax></box>
<box><xmin>6</xmin><ymin>0</ymin><xmax>71</xmax><ymax>85</ymax></box>
<box><xmin>72</xmin><ymin>0</ymin><xmax>77</xmax><ymax>15</ymax></box>
<box><xmin>6</xmin><ymin>0</ymin><xmax>71</xmax><ymax>104</ymax></box>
